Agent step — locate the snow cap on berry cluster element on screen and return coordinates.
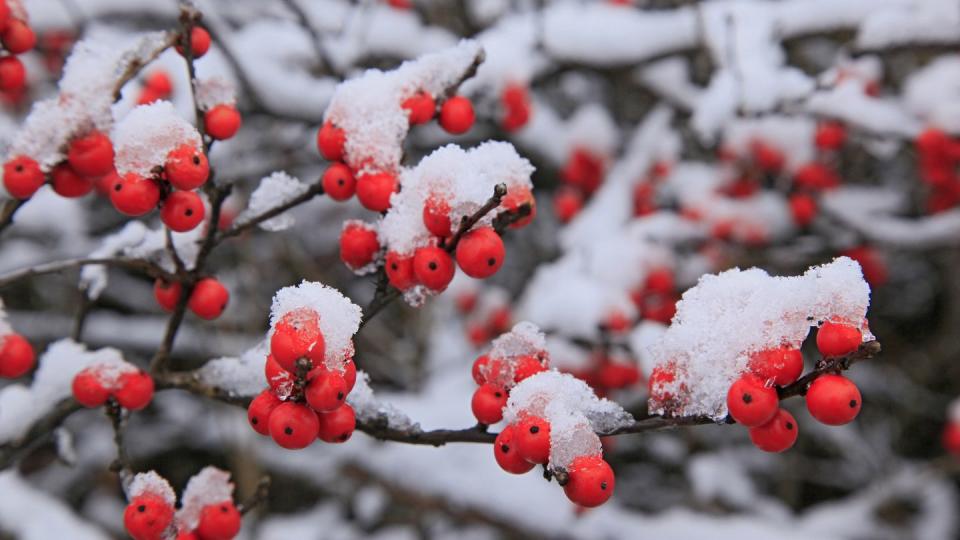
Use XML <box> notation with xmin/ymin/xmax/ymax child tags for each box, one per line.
<box><xmin>127</xmin><ymin>471</ymin><xmax>176</xmax><ymax>507</ymax></box>
<box><xmin>196</xmin><ymin>76</ymin><xmax>237</xmax><ymax>110</ymax></box>
<box><xmin>269</xmin><ymin>281</ymin><xmax>362</xmax><ymax>370</ymax></box>
<box><xmin>649</xmin><ymin>257</ymin><xmax>871</xmax><ymax>421</ymax></box>
<box><xmin>176</xmin><ymin>467</ymin><xmax>234</xmax><ymax>532</ymax></box>
<box><xmin>505</xmin><ymin>371</ymin><xmax>633</xmax><ymax>468</ymax></box>
<box><xmin>113</xmin><ymin>101</ymin><xmax>203</xmax><ymax>177</ymax></box>
<box><xmin>198</xmin><ymin>341</ymin><xmax>270</xmax><ymax>398</ymax></box>
<box><xmin>236</xmin><ymin>171</ymin><xmax>308</xmax><ymax>232</ymax></box>
<box><xmin>341</xmin><ymin>220</ymin><xmax>381</xmax><ymax>275</ymax></box>
<box><xmin>323</xmin><ymin>39</ymin><xmax>483</xmax><ymax>175</ymax></box>
<box><xmin>81</xmin><ymin>356</ymin><xmax>140</xmax><ymax>392</ymax></box>
<box><xmin>481</xmin><ymin>321</ymin><xmax>548</xmax><ymax>387</ymax></box>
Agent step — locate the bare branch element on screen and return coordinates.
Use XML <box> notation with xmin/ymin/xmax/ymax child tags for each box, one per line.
<box><xmin>217</xmin><ymin>180</ymin><xmax>325</xmax><ymax>241</ymax></box>
<box><xmin>0</xmin><ymin>257</ymin><xmax>175</xmax><ymax>290</ymax></box>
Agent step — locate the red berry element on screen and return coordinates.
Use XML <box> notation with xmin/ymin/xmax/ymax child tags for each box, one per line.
<box><xmin>356</xmin><ymin>171</ymin><xmax>398</xmax><ymax>212</ymax></box>
<box><xmin>72</xmin><ymin>369</ymin><xmax>110</xmax><ymax>407</ymax></box>
<box><xmin>317</xmin><ymin>403</ymin><xmax>356</xmax><ymax>443</ymax></box>
<box><xmin>748</xmin><ymin>346</ymin><xmax>803</xmax><ymax>387</ymax></box>
<box><xmin>110</xmin><ymin>173</ymin><xmax>160</xmax><ymax>216</ymax></box>
<box><xmin>603</xmin><ymin>310</ymin><xmax>631</xmax><ymax>333</ymax></box>
<box><xmin>513</xmin><ymin>354</ymin><xmax>545</xmax><ymax>383</ymax></box>
<box><xmin>423</xmin><ymin>196</ymin><xmax>452</xmax><ymax>237</ymax></box>
<box><xmin>137</xmin><ymin>88</ymin><xmax>162</xmax><ymax>105</ymax></box>
<box><xmin>305</xmin><ymin>371</ymin><xmax>348</xmax><ymax>412</ymax></box>
<box><xmin>472</xmin><ymin>354</ymin><xmax>489</xmax><ymax>385</ymax></box>
<box><xmin>489</xmin><ymin>306</ymin><xmax>511</xmax><ymax>333</ymax></box>
<box><xmin>196</xmin><ymin>501</ymin><xmax>241</xmax><ymax>540</ymax></box>
<box><xmin>124</xmin><ymin>494</ymin><xmax>174</xmax><ymax>540</ymax></box>
<box><xmin>68</xmin><ymin>131</ymin><xmax>114</xmax><ymax>177</ymax></box>
<box><xmin>114</xmin><ymin>371</ymin><xmax>155</xmax><ymax>411</ymax></box>
<box><xmin>789</xmin><ymin>193</ymin><xmax>817</xmax><ymax>227</ymax></box>
<box><xmin>161</xmin><ymin>190</ymin><xmax>206</xmax><ymax>232</ymax></box>
<box><xmin>644</xmin><ymin>268</ymin><xmax>674</xmax><ymax>295</ymax></box>
<box><xmin>455</xmin><ymin>227</ymin><xmax>504</xmax><ymax>279</ymax></box>
<box><xmin>316</xmin><ymin>121</ymin><xmax>346</xmax><ymax>161</ymax></box>
<box><xmin>455</xmin><ymin>291</ymin><xmax>477</xmax><ymax>314</ymax></box>
<box><xmin>264</xmin><ymin>354</ymin><xmax>293</xmax><ymax>394</ymax></box>
<box><xmin>806</xmin><ymin>374</ymin><xmax>861</xmax><ymax>425</ymax></box>
<box><xmin>943</xmin><ymin>422</ymin><xmax>960</xmax><ymax>456</ymax></box>
<box><xmin>794</xmin><ymin>163</ymin><xmax>840</xmax><ymax>191</ymax></box>
<box><xmin>3</xmin><ymin>155</ymin><xmax>43</xmax><ymax>199</ymax></box>
<box><xmin>2</xmin><ymin>20</ymin><xmax>35</xmax><ymax>54</ymax></box>
<box><xmin>0</xmin><ymin>6</ymin><xmax>9</xmax><ymax>34</ymax></box>
<box><xmin>501</xmin><ymin>186</ymin><xmax>536</xmax><ymax>229</ymax></box>
<box><xmin>402</xmin><ymin>91</ymin><xmax>435</xmax><ymax>125</ymax></box>
<box><xmin>471</xmin><ymin>383</ymin><xmax>507</xmax><ymax>424</ymax></box>
<box><xmin>204</xmin><ymin>104</ymin><xmax>242</xmax><ymax>140</ymax></box>
<box><xmin>0</xmin><ymin>333</ymin><xmax>34</xmax><ymax>378</ymax></box>
<box><xmin>153</xmin><ymin>279</ymin><xmax>182</xmax><ymax>311</ymax></box>
<box><xmin>385</xmin><ymin>251</ymin><xmax>417</xmax><ymax>290</ymax></box>
<box><xmin>342</xmin><ymin>358</ymin><xmax>357</xmax><ymax>393</ymax></box>
<box><xmin>0</xmin><ymin>55</ymin><xmax>24</xmax><ymax>92</ymax></box>
<box><xmin>562</xmin><ymin>148</ymin><xmax>605</xmax><ymax>194</ymax></box>
<box><xmin>816</xmin><ymin>321</ymin><xmax>862</xmax><ymax>357</ymax></box>
<box><xmin>339</xmin><ymin>222</ymin><xmax>380</xmax><ymax>270</ymax></box>
<box><xmin>815</xmin><ymin>121</ymin><xmax>846</xmax><ymax>151</ymax></box>
<box><xmin>412</xmin><ymin>246</ymin><xmax>456</xmax><ymax>292</ymax></box>
<box><xmin>749</xmin><ymin>408</ymin><xmax>798</xmax><ymax>452</ymax></box>
<box><xmin>515</xmin><ymin>416</ymin><xmax>550</xmax><ymax>464</ymax></box>
<box><xmin>322</xmin><ymin>163</ymin><xmax>355</xmax><ymax>201</ymax></box>
<box><xmin>598</xmin><ymin>362</ymin><xmax>640</xmax><ymax>389</ymax></box>
<box><xmin>563</xmin><ymin>455</ymin><xmax>615</xmax><ymax>507</ymax></box>
<box><xmin>750</xmin><ymin>140</ymin><xmax>784</xmax><ymax>173</ymax></box>
<box><xmin>493</xmin><ymin>424</ymin><xmax>536</xmax><ymax>474</ymax></box>
<box><xmin>270</xmin><ymin>308</ymin><xmax>323</xmax><ymax>371</ymax></box>
<box><xmin>247</xmin><ymin>390</ymin><xmax>282</xmax><ymax>436</ymax></box>
<box><xmin>176</xmin><ymin>26</ymin><xmax>211</xmax><ymax>58</ymax></box>
<box><xmin>188</xmin><ymin>278</ymin><xmax>229</xmax><ymax>320</ymax></box>
<box><xmin>500</xmin><ymin>84</ymin><xmax>531</xmax><ymax>132</ymax></box>
<box><xmin>165</xmin><ymin>145</ymin><xmax>209</xmax><ymax>191</ymax></box>
<box><xmin>268</xmin><ymin>402</ymin><xmax>319</xmax><ymax>449</ymax></box>
<box><xmin>439</xmin><ymin>96</ymin><xmax>474</xmax><ymax>135</ymax></box>
<box><xmin>51</xmin><ymin>163</ymin><xmax>93</xmax><ymax>198</ymax></box>
<box><xmin>145</xmin><ymin>71</ymin><xmax>173</xmax><ymax>96</ymax></box>
<box><xmin>726</xmin><ymin>374</ymin><xmax>779</xmax><ymax>427</ymax></box>
<box><xmin>553</xmin><ymin>188</ymin><xmax>582</xmax><ymax>223</ymax></box>
<box><xmin>648</xmin><ymin>363</ymin><xmax>678</xmax><ymax>403</ymax></box>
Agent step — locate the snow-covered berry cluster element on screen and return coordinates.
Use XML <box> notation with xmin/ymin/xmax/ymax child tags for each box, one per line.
<box><xmin>0</xmin><ymin>299</ymin><xmax>34</xmax><ymax>378</ymax></box>
<box><xmin>246</xmin><ymin>281</ymin><xmax>362</xmax><ymax>449</ymax></box>
<box><xmin>72</xmin><ymin>357</ymin><xmax>154</xmax><ymax>411</ymax></box>
<box><xmin>470</xmin><ymin>322</ymin><xmax>549</xmax><ymax>425</ymax></box>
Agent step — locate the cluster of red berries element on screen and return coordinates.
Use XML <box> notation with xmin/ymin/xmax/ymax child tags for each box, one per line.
<box><xmin>915</xmin><ymin>127</ymin><xmax>960</xmax><ymax>213</ymax></box>
<box><xmin>3</xmin><ymin>130</ymin><xmax>112</xmax><ymax>200</ymax></box>
<box><xmin>553</xmin><ymin>147</ymin><xmax>606</xmax><ymax>223</ymax></box>
<box><xmin>137</xmin><ymin>70</ymin><xmax>173</xmax><ymax>105</ymax></box>
<box><xmin>124</xmin><ymin>470</ymin><xmax>241</xmax><ymax>540</ymax></box>
<box><xmin>629</xmin><ymin>160</ymin><xmax>671</xmax><ymax>219</ymax></box>
<box><xmin>154</xmin><ymin>278</ymin><xmax>230</xmax><ymax>320</ymax></box>
<box><xmin>72</xmin><ymin>362</ymin><xmax>155</xmax><ymax>411</ymax></box>
<box><xmin>500</xmin><ymin>83</ymin><xmax>531</xmax><ymax>132</ymax></box>
<box><xmin>459</xmin><ymin>293</ymin><xmax>512</xmax><ymax>347</ymax></box>
<box><xmin>630</xmin><ymin>267</ymin><xmax>678</xmax><ymax>325</ymax></box>
<box><xmin>0</xmin><ymin>330</ymin><xmax>34</xmax><ymax>378</ymax></box>
<box><xmin>247</xmin><ymin>308</ymin><xmax>358</xmax><ymax>449</ymax></box>
<box><xmin>470</xmin><ymin>350</ymin><xmax>548</xmax><ymax>425</ymax></box>
<box><xmin>0</xmin><ymin>3</ymin><xmax>35</xmax><ymax>95</ymax></box>
<box><xmin>565</xmin><ymin>353</ymin><xmax>641</xmax><ymax>398</ymax></box>
<box><xmin>726</xmin><ymin>320</ymin><xmax>864</xmax><ymax>453</ymax></box>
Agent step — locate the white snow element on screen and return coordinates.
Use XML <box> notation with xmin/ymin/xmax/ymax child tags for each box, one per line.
<box><xmin>269</xmin><ymin>281</ymin><xmax>362</xmax><ymax>370</ymax></box>
<box><xmin>236</xmin><ymin>171</ymin><xmax>308</xmax><ymax>232</ymax></box>
<box><xmin>197</xmin><ymin>341</ymin><xmax>270</xmax><ymax>398</ymax></box>
<box><xmin>175</xmin><ymin>467</ymin><xmax>234</xmax><ymax>533</ymax></box>
<box><xmin>348</xmin><ymin>371</ymin><xmax>416</xmax><ymax>432</ymax></box>
<box><xmin>112</xmin><ymin>101</ymin><xmax>203</xmax><ymax>177</ymax></box>
<box><xmin>126</xmin><ymin>471</ymin><xmax>176</xmax><ymax>507</ymax></box>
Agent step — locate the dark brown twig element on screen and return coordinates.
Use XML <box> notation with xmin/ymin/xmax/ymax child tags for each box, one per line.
<box><xmin>0</xmin><ymin>257</ymin><xmax>175</xmax><ymax>289</ymax></box>
<box><xmin>237</xmin><ymin>476</ymin><xmax>271</xmax><ymax>515</ymax></box>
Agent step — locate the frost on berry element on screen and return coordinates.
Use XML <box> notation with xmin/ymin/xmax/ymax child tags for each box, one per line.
<box><xmin>196</xmin><ymin>75</ymin><xmax>237</xmax><ymax>110</ymax></box>
<box><xmin>113</xmin><ymin>101</ymin><xmax>203</xmax><ymax>178</ymax></box>
<box><xmin>347</xmin><ymin>371</ymin><xmax>417</xmax><ymax>432</ymax></box>
<box><xmin>235</xmin><ymin>171</ymin><xmax>308</xmax><ymax>232</ymax></box>
<box><xmin>269</xmin><ymin>281</ymin><xmax>362</xmax><ymax>371</ymax></box>
<box><xmin>478</xmin><ymin>322</ymin><xmax>548</xmax><ymax>387</ymax></box>
<box><xmin>197</xmin><ymin>342</ymin><xmax>271</xmax><ymax>398</ymax></box>
<box><xmin>176</xmin><ymin>467</ymin><xmax>234</xmax><ymax>533</ymax></box>
<box><xmin>648</xmin><ymin>257</ymin><xmax>872</xmax><ymax>420</ymax></box>
<box><xmin>127</xmin><ymin>471</ymin><xmax>176</xmax><ymax>508</ymax></box>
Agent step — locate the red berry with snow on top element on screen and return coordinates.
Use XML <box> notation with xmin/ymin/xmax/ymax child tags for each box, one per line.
<box><xmin>268</xmin><ymin>401</ymin><xmax>319</xmax><ymax>449</ymax></box>
<box><xmin>196</xmin><ymin>501</ymin><xmax>241</xmax><ymax>540</ymax></box>
<box><xmin>72</xmin><ymin>368</ymin><xmax>110</xmax><ymax>407</ymax></box>
<box><xmin>749</xmin><ymin>408</ymin><xmax>798</xmax><ymax>453</ymax></box>
<box><xmin>816</xmin><ymin>321</ymin><xmax>862</xmax><ymax>357</ymax></box>
<box><xmin>943</xmin><ymin>422</ymin><xmax>960</xmax><ymax>456</ymax></box>
<box><xmin>114</xmin><ymin>371</ymin><xmax>155</xmax><ymax>411</ymax></box>
<box><xmin>317</xmin><ymin>403</ymin><xmax>356</xmax><ymax>443</ymax></box>
<box><xmin>161</xmin><ymin>190</ymin><xmax>206</xmax><ymax>232</ymax></box>
<box><xmin>247</xmin><ymin>390</ymin><xmax>282</xmax><ymax>436</ymax></box>
<box><xmin>188</xmin><ymin>277</ymin><xmax>229</xmax><ymax>320</ymax></box>
<box><xmin>515</xmin><ymin>415</ymin><xmax>551</xmax><ymax>464</ymax></box>
<box><xmin>339</xmin><ymin>223</ymin><xmax>380</xmax><ymax>270</ymax></box>
<box><xmin>123</xmin><ymin>494</ymin><xmax>174</xmax><ymax>540</ymax></box>
<box><xmin>270</xmin><ymin>308</ymin><xmax>323</xmax><ymax>371</ymax></box>
<box><xmin>493</xmin><ymin>424</ymin><xmax>536</xmax><ymax>474</ymax></box>
<box><xmin>322</xmin><ymin>163</ymin><xmax>356</xmax><ymax>201</ymax></box>
<box><xmin>455</xmin><ymin>227</ymin><xmax>504</xmax><ymax>279</ymax></box>
<box><xmin>512</xmin><ymin>354</ymin><xmax>546</xmax><ymax>383</ymax></box>
<box><xmin>68</xmin><ymin>131</ymin><xmax>114</xmax><ymax>177</ymax></box>
<box><xmin>423</xmin><ymin>196</ymin><xmax>453</xmax><ymax>237</ymax></box>
<box><xmin>472</xmin><ymin>354</ymin><xmax>490</xmax><ymax>385</ymax></box>
<box><xmin>439</xmin><ymin>95</ymin><xmax>475</xmax><ymax>135</ymax></box>
<box><xmin>0</xmin><ymin>333</ymin><xmax>34</xmax><ymax>378</ymax></box>
<box><xmin>2</xmin><ymin>155</ymin><xmax>43</xmax><ymax>199</ymax></box>
<box><xmin>316</xmin><ymin>121</ymin><xmax>346</xmax><ymax>161</ymax></box>
<box><xmin>402</xmin><ymin>91</ymin><xmax>435</xmax><ymax>125</ymax></box>
<box><xmin>471</xmin><ymin>383</ymin><xmax>507</xmax><ymax>424</ymax></box>
<box><xmin>204</xmin><ymin>104</ymin><xmax>242</xmax><ymax>140</ymax></box>
<box><xmin>264</xmin><ymin>354</ymin><xmax>293</xmax><ymax>394</ymax></box>
<box><xmin>413</xmin><ymin>246</ymin><xmax>456</xmax><ymax>291</ymax></box>
<box><xmin>501</xmin><ymin>186</ymin><xmax>536</xmax><ymax>229</ymax></box>
<box><xmin>165</xmin><ymin>145</ymin><xmax>209</xmax><ymax>191</ymax></box>
<box><xmin>806</xmin><ymin>374</ymin><xmax>861</xmax><ymax>426</ymax></box>
<box><xmin>748</xmin><ymin>346</ymin><xmax>803</xmax><ymax>387</ymax></box>
<box><xmin>726</xmin><ymin>374</ymin><xmax>779</xmax><ymax>427</ymax></box>
<box><xmin>563</xmin><ymin>455</ymin><xmax>615</xmax><ymax>508</ymax></box>
<box><xmin>110</xmin><ymin>173</ymin><xmax>160</xmax><ymax>216</ymax></box>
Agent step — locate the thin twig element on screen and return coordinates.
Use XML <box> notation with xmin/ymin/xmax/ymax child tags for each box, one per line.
<box><xmin>105</xmin><ymin>398</ymin><xmax>134</xmax><ymax>490</ymax></box>
<box><xmin>0</xmin><ymin>399</ymin><xmax>82</xmax><ymax>471</ymax></box>
<box><xmin>281</xmin><ymin>0</ymin><xmax>339</xmax><ymax>76</ymax></box>
<box><xmin>0</xmin><ymin>257</ymin><xmax>174</xmax><ymax>289</ymax></box>
<box><xmin>237</xmin><ymin>476</ymin><xmax>271</xmax><ymax>515</ymax></box>
<box><xmin>216</xmin><ymin>181</ymin><xmax>325</xmax><ymax>241</ymax></box>
<box><xmin>0</xmin><ymin>199</ymin><xmax>26</xmax><ymax>236</ymax></box>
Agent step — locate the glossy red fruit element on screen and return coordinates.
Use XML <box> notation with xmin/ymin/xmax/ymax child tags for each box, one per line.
<box><xmin>322</xmin><ymin>163</ymin><xmax>355</xmax><ymax>201</ymax></box>
<box><xmin>806</xmin><ymin>374</ymin><xmax>862</xmax><ymax>425</ymax></box>
<box><xmin>472</xmin><ymin>355</ymin><xmax>490</xmax><ymax>385</ymax></box>
<box><xmin>501</xmin><ymin>187</ymin><xmax>536</xmax><ymax>229</ymax></box>
<box><xmin>341</xmin><ymin>359</ymin><xmax>357</xmax><ymax>393</ymax></box>
<box><xmin>815</xmin><ymin>121</ymin><xmax>846</xmax><ymax>151</ymax></box>
<box><xmin>145</xmin><ymin>70</ymin><xmax>173</xmax><ymax>95</ymax></box>
<box><xmin>515</xmin><ymin>416</ymin><xmax>550</xmax><ymax>464</ymax></box>
<box><xmin>553</xmin><ymin>188</ymin><xmax>583</xmax><ymax>223</ymax></box>
<box><xmin>439</xmin><ymin>96</ymin><xmax>474</xmax><ymax>134</ymax></box>
<box><xmin>2</xmin><ymin>20</ymin><xmax>36</xmax><ymax>54</ymax></box>
<box><xmin>51</xmin><ymin>163</ymin><xmax>93</xmax><ymax>198</ymax></box>
<box><xmin>512</xmin><ymin>355</ymin><xmax>545</xmax><ymax>383</ymax></box>
<box><xmin>72</xmin><ymin>369</ymin><xmax>110</xmax><ymax>407</ymax></box>
<box><xmin>161</xmin><ymin>190</ymin><xmax>206</xmax><ymax>232</ymax></box>
<box><xmin>0</xmin><ymin>5</ymin><xmax>10</xmax><ymax>34</ymax></box>
<box><xmin>750</xmin><ymin>140</ymin><xmax>784</xmax><ymax>173</ymax></box>
<box><xmin>563</xmin><ymin>455</ymin><xmax>615</xmax><ymax>507</ymax></box>
<box><xmin>204</xmin><ymin>104</ymin><xmax>242</xmax><ymax>140</ymax></box>
<box><xmin>749</xmin><ymin>408</ymin><xmax>798</xmax><ymax>452</ymax></box>
<box><xmin>247</xmin><ymin>390</ymin><xmax>282</xmax><ymax>436</ymax></box>
<box><xmin>316</xmin><ymin>121</ymin><xmax>346</xmax><ymax>161</ymax></box>
<box><xmin>3</xmin><ymin>155</ymin><xmax>43</xmax><ymax>199</ymax></box>
<box><xmin>356</xmin><ymin>171</ymin><xmax>398</xmax><ymax>212</ymax></box>
<box><xmin>264</xmin><ymin>354</ymin><xmax>294</xmax><ymax>394</ymax></box>
<box><xmin>412</xmin><ymin>246</ymin><xmax>456</xmax><ymax>292</ymax></box>
<box><xmin>748</xmin><ymin>346</ymin><xmax>804</xmax><ymax>387</ymax></box>
<box><xmin>500</xmin><ymin>83</ymin><xmax>531</xmax><ymax>132</ymax></box>
<box><xmin>269</xmin><ymin>402</ymin><xmax>319</xmax><ymax>449</ymax></box>
<box><xmin>110</xmin><ymin>173</ymin><xmax>160</xmax><ymax>216</ymax></box>
<box><xmin>124</xmin><ymin>494</ymin><xmax>174</xmax><ymax>540</ymax></box>
<box><xmin>0</xmin><ymin>333</ymin><xmax>34</xmax><ymax>378</ymax></box>
<box><xmin>115</xmin><ymin>371</ymin><xmax>155</xmax><ymax>411</ymax></box>
<box><xmin>385</xmin><ymin>251</ymin><xmax>417</xmax><ymax>290</ymax></box>
<box><xmin>68</xmin><ymin>131</ymin><xmax>114</xmax><ymax>177</ymax></box>
<box><xmin>0</xmin><ymin>55</ymin><xmax>24</xmax><ymax>91</ymax></box>
<box><xmin>494</xmin><ymin>424</ymin><xmax>536</xmax><ymax>474</ymax></box>
<box><xmin>196</xmin><ymin>501</ymin><xmax>241</xmax><ymax>540</ymax></box>
<box><xmin>816</xmin><ymin>321</ymin><xmax>862</xmax><ymax>357</ymax></box>
<box><xmin>317</xmin><ymin>403</ymin><xmax>356</xmax><ymax>443</ymax></box>
<box><xmin>789</xmin><ymin>193</ymin><xmax>817</xmax><ymax>227</ymax></box>
<box><xmin>423</xmin><ymin>196</ymin><xmax>452</xmax><ymax>237</ymax></box>
<box><xmin>726</xmin><ymin>374</ymin><xmax>779</xmax><ymax>427</ymax></box>
<box><xmin>339</xmin><ymin>223</ymin><xmax>380</xmax><ymax>270</ymax></box>
<box><xmin>188</xmin><ymin>278</ymin><xmax>229</xmax><ymax>320</ymax></box>
<box><xmin>471</xmin><ymin>383</ymin><xmax>507</xmax><ymax>424</ymax></box>
<box><xmin>455</xmin><ymin>227</ymin><xmax>504</xmax><ymax>279</ymax></box>
<box><xmin>153</xmin><ymin>280</ymin><xmax>182</xmax><ymax>311</ymax></box>
<box><xmin>165</xmin><ymin>145</ymin><xmax>209</xmax><ymax>191</ymax></box>
<box><xmin>176</xmin><ymin>26</ymin><xmax>211</xmax><ymax>58</ymax></box>
<box><xmin>305</xmin><ymin>371</ymin><xmax>348</xmax><ymax>413</ymax></box>
<box><xmin>270</xmin><ymin>308</ymin><xmax>323</xmax><ymax>372</ymax></box>
<box><xmin>402</xmin><ymin>91</ymin><xmax>435</xmax><ymax>125</ymax></box>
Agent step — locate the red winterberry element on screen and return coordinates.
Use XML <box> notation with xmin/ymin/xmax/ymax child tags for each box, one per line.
<box><xmin>402</xmin><ymin>91</ymin><xmax>435</xmax><ymax>125</ymax></box>
<box><xmin>0</xmin><ymin>6</ymin><xmax>9</xmax><ymax>35</ymax></box>
<box><xmin>270</xmin><ymin>308</ymin><xmax>323</xmax><ymax>371</ymax></box>
<box><xmin>188</xmin><ymin>277</ymin><xmax>229</xmax><ymax>320</ymax></box>
<box><xmin>789</xmin><ymin>193</ymin><xmax>817</xmax><ymax>227</ymax></box>
<box><xmin>339</xmin><ymin>223</ymin><xmax>380</xmax><ymax>270</ymax></box>
<box><xmin>51</xmin><ymin>163</ymin><xmax>93</xmax><ymax>198</ymax></box>
<box><xmin>598</xmin><ymin>362</ymin><xmax>640</xmax><ymax>389</ymax></box>
<box><xmin>114</xmin><ymin>371</ymin><xmax>155</xmax><ymax>411</ymax></box>
<box><xmin>493</xmin><ymin>424</ymin><xmax>536</xmax><ymax>474</ymax></box>
<box><xmin>196</xmin><ymin>501</ymin><xmax>241</xmax><ymax>540</ymax></box>
<box><xmin>515</xmin><ymin>416</ymin><xmax>550</xmax><ymax>464</ymax></box>
<box><xmin>204</xmin><ymin>104</ymin><xmax>241</xmax><ymax>140</ymax></box>
<box><xmin>145</xmin><ymin>71</ymin><xmax>173</xmax><ymax>96</ymax></box>
<box><xmin>264</xmin><ymin>354</ymin><xmax>293</xmax><ymax>394</ymax></box>
<box><xmin>0</xmin><ymin>333</ymin><xmax>34</xmax><ymax>378</ymax></box>
<box><xmin>644</xmin><ymin>268</ymin><xmax>674</xmax><ymax>295</ymax></box>
<box><xmin>341</xmin><ymin>358</ymin><xmax>357</xmax><ymax>393</ymax></box>
<box><xmin>748</xmin><ymin>346</ymin><xmax>803</xmax><ymax>387</ymax></box>
<box><xmin>563</xmin><ymin>455</ymin><xmax>615</xmax><ymax>507</ymax></box>
<box><xmin>317</xmin><ymin>403</ymin><xmax>356</xmax><ymax>443</ymax></box>
<box><xmin>513</xmin><ymin>355</ymin><xmax>545</xmax><ymax>383</ymax></box>
<box><xmin>3</xmin><ymin>155</ymin><xmax>43</xmax><ymax>199</ymax></box>
<box><xmin>124</xmin><ymin>494</ymin><xmax>174</xmax><ymax>540</ymax></box>
<box><xmin>153</xmin><ymin>279</ymin><xmax>182</xmax><ymax>311</ymax></box>
<box><xmin>161</xmin><ymin>190</ymin><xmax>206</xmax><ymax>232</ymax></box>
<box><xmin>110</xmin><ymin>173</ymin><xmax>160</xmax><ymax>216</ymax></box>
<box><xmin>471</xmin><ymin>383</ymin><xmax>507</xmax><ymax>424</ymax></box>
<box><xmin>455</xmin><ymin>227</ymin><xmax>504</xmax><ymax>279</ymax></box>
<box><xmin>750</xmin><ymin>140</ymin><xmax>784</xmax><ymax>173</ymax></box>
<box><xmin>472</xmin><ymin>355</ymin><xmax>490</xmax><ymax>385</ymax></box>
<box><xmin>248</xmin><ymin>390</ymin><xmax>282</xmax><ymax>436</ymax></box>
<box><xmin>385</xmin><ymin>251</ymin><xmax>417</xmax><ymax>290</ymax></box>
<box><xmin>72</xmin><ymin>369</ymin><xmax>110</xmax><ymax>407</ymax></box>
<box><xmin>943</xmin><ymin>422</ymin><xmax>960</xmax><ymax>456</ymax></box>
<box><xmin>0</xmin><ymin>55</ymin><xmax>24</xmax><ymax>92</ymax></box>
<box><xmin>356</xmin><ymin>171</ymin><xmax>398</xmax><ymax>212</ymax></box>
<box><xmin>423</xmin><ymin>196</ymin><xmax>452</xmax><ymax>237</ymax></box>
<box><xmin>68</xmin><ymin>131</ymin><xmax>114</xmax><ymax>178</ymax></box>
<box><xmin>794</xmin><ymin>163</ymin><xmax>840</xmax><ymax>191</ymax></box>
<box><xmin>439</xmin><ymin>96</ymin><xmax>474</xmax><ymax>135</ymax></box>
<box><xmin>322</xmin><ymin>163</ymin><xmax>355</xmax><ymax>201</ymax></box>
<box><xmin>305</xmin><ymin>371</ymin><xmax>348</xmax><ymax>413</ymax></box>
<box><xmin>501</xmin><ymin>186</ymin><xmax>536</xmax><ymax>229</ymax></box>
<box><xmin>268</xmin><ymin>402</ymin><xmax>319</xmax><ymax>449</ymax></box>
<box><xmin>165</xmin><ymin>145</ymin><xmax>209</xmax><ymax>191</ymax></box>
<box><xmin>2</xmin><ymin>20</ymin><xmax>35</xmax><ymax>54</ymax></box>
<box><xmin>816</xmin><ymin>321</ymin><xmax>862</xmax><ymax>357</ymax></box>
<box><xmin>749</xmin><ymin>408</ymin><xmax>798</xmax><ymax>452</ymax></box>
<box><xmin>806</xmin><ymin>374</ymin><xmax>861</xmax><ymax>426</ymax></box>
<box><xmin>815</xmin><ymin>121</ymin><xmax>846</xmax><ymax>151</ymax></box>
<box><xmin>726</xmin><ymin>374</ymin><xmax>779</xmax><ymax>427</ymax></box>
<box><xmin>176</xmin><ymin>26</ymin><xmax>211</xmax><ymax>58</ymax></box>
<box><xmin>413</xmin><ymin>246</ymin><xmax>456</xmax><ymax>291</ymax></box>
<box><xmin>553</xmin><ymin>188</ymin><xmax>582</xmax><ymax>223</ymax></box>
<box><xmin>316</xmin><ymin>121</ymin><xmax>346</xmax><ymax>161</ymax></box>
